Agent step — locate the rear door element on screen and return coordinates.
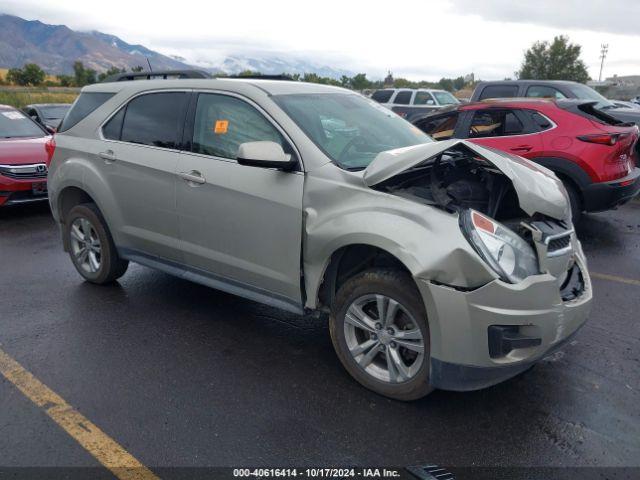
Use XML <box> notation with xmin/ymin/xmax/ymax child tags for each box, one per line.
<box><xmin>462</xmin><ymin>108</ymin><xmax>543</xmax><ymax>158</ymax></box>
<box><xmin>175</xmin><ymin>91</ymin><xmax>304</xmax><ymax>309</ymax></box>
<box><xmin>99</xmin><ymin>90</ymin><xmax>189</xmax><ymax>262</ymax></box>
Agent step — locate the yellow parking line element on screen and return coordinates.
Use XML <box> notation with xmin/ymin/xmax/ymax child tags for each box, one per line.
<box><xmin>0</xmin><ymin>348</ymin><xmax>159</xmax><ymax>480</ymax></box>
<box><xmin>591</xmin><ymin>272</ymin><xmax>640</xmax><ymax>287</ymax></box>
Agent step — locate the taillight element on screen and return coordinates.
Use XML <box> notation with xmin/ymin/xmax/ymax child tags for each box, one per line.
<box><xmin>45</xmin><ymin>137</ymin><xmax>56</xmax><ymax>165</ymax></box>
<box><xmin>577</xmin><ymin>133</ymin><xmax>620</xmax><ymax>146</ymax></box>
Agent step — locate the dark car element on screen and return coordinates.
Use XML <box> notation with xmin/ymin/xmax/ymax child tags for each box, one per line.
<box><xmin>22</xmin><ymin>103</ymin><xmax>71</xmax><ymax>131</ymax></box>
<box><xmin>470</xmin><ymin>81</ymin><xmax>640</xmax><ymax>138</ymax></box>
<box><xmin>412</xmin><ymin>99</ymin><xmax>640</xmax><ymax>222</ymax></box>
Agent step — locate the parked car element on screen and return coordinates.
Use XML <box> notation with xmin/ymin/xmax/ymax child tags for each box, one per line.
<box><xmin>412</xmin><ymin>99</ymin><xmax>640</xmax><ymax>222</ymax></box>
<box><xmin>22</xmin><ymin>103</ymin><xmax>71</xmax><ymax>131</ymax></box>
<box><xmin>48</xmin><ymin>78</ymin><xmax>591</xmax><ymax>400</ymax></box>
<box><xmin>610</xmin><ymin>100</ymin><xmax>640</xmax><ymax>110</ymax></box>
<box><xmin>470</xmin><ymin>80</ymin><xmax>640</xmax><ymax>137</ymax></box>
<box><xmin>371</xmin><ymin>88</ymin><xmax>460</xmax><ymax>122</ymax></box>
<box><xmin>0</xmin><ymin>105</ymin><xmax>55</xmax><ymax>207</ymax></box>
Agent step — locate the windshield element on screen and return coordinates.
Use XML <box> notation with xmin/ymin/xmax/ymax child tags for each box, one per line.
<box><xmin>432</xmin><ymin>91</ymin><xmax>460</xmax><ymax>105</ymax></box>
<box><xmin>0</xmin><ymin>110</ymin><xmax>45</xmax><ymax>138</ymax></box>
<box><xmin>274</xmin><ymin>93</ymin><xmax>432</xmax><ymax>170</ymax></box>
<box><xmin>40</xmin><ymin>106</ymin><xmax>70</xmax><ymax>120</ymax></box>
<box><xmin>566</xmin><ymin>84</ymin><xmax>614</xmax><ymax>109</ymax></box>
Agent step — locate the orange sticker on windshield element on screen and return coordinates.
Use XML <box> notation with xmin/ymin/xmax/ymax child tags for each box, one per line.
<box><xmin>214</xmin><ymin>120</ymin><xmax>229</xmax><ymax>134</ymax></box>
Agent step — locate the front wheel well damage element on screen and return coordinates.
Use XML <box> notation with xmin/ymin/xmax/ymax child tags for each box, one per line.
<box><xmin>317</xmin><ymin>244</ymin><xmax>414</xmax><ymax>312</ymax></box>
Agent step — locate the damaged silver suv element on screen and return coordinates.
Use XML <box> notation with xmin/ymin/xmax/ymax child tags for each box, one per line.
<box><xmin>48</xmin><ymin>78</ymin><xmax>592</xmax><ymax>400</ymax></box>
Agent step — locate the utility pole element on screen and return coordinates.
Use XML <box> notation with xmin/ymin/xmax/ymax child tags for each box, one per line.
<box><xmin>598</xmin><ymin>43</ymin><xmax>609</xmax><ymax>82</ymax></box>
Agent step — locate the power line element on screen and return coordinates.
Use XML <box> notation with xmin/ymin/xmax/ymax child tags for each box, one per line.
<box><xmin>598</xmin><ymin>43</ymin><xmax>609</xmax><ymax>82</ymax></box>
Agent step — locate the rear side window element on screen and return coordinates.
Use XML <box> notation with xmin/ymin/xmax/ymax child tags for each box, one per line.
<box><xmin>120</xmin><ymin>92</ymin><xmax>188</xmax><ymax>149</ymax></box>
<box><xmin>371</xmin><ymin>90</ymin><xmax>394</xmax><ymax>103</ymax></box>
<box><xmin>393</xmin><ymin>91</ymin><xmax>412</xmax><ymax>105</ymax></box>
<box><xmin>478</xmin><ymin>85</ymin><xmax>518</xmax><ymax>100</ymax></box>
<box><xmin>469</xmin><ymin>109</ymin><xmax>525</xmax><ymax>138</ymax></box>
<box><xmin>59</xmin><ymin>92</ymin><xmax>114</xmax><ymax>132</ymax></box>
<box><xmin>414</xmin><ymin>92</ymin><xmax>435</xmax><ymax>105</ymax></box>
<box><xmin>526</xmin><ymin>85</ymin><xmax>566</xmax><ymax>100</ymax></box>
<box><xmin>416</xmin><ymin>112</ymin><xmax>459</xmax><ymax>140</ymax></box>
<box><xmin>528</xmin><ymin>111</ymin><xmax>553</xmax><ymax>131</ymax></box>
<box><xmin>192</xmin><ymin>93</ymin><xmax>286</xmax><ymax>160</ymax></box>
<box><xmin>102</xmin><ymin>108</ymin><xmax>126</xmax><ymax>140</ymax></box>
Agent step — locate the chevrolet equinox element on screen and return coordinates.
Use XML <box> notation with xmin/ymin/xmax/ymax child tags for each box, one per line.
<box><xmin>48</xmin><ymin>78</ymin><xmax>592</xmax><ymax>400</ymax></box>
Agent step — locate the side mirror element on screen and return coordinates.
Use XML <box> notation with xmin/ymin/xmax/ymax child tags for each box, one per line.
<box><xmin>237</xmin><ymin>141</ymin><xmax>297</xmax><ymax>171</ymax></box>
<box><xmin>427</xmin><ymin>99</ymin><xmax>435</xmax><ymax>105</ymax></box>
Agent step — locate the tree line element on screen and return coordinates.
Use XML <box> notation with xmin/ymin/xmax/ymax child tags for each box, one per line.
<box><xmin>0</xmin><ymin>35</ymin><xmax>591</xmax><ymax>89</ymax></box>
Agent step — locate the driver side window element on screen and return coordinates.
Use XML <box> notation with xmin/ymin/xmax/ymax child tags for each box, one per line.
<box><xmin>192</xmin><ymin>93</ymin><xmax>286</xmax><ymax>160</ymax></box>
<box><xmin>414</xmin><ymin>92</ymin><xmax>435</xmax><ymax>105</ymax></box>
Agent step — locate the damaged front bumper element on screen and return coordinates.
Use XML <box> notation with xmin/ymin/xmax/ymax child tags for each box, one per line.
<box><xmin>417</xmin><ymin>253</ymin><xmax>592</xmax><ymax>392</ymax></box>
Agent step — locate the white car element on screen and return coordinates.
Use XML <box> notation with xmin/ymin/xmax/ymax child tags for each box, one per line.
<box><xmin>371</xmin><ymin>88</ymin><xmax>460</xmax><ymax>121</ymax></box>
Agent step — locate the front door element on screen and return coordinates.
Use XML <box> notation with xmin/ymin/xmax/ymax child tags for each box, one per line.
<box><xmin>176</xmin><ymin>92</ymin><xmax>304</xmax><ymax>309</ymax></box>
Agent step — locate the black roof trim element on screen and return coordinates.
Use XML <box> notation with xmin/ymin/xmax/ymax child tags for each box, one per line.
<box><xmin>227</xmin><ymin>74</ymin><xmax>295</xmax><ymax>81</ymax></box>
<box><xmin>101</xmin><ymin>70</ymin><xmax>212</xmax><ymax>83</ymax></box>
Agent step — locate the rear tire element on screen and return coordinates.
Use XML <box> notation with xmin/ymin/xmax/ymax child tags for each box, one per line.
<box><xmin>65</xmin><ymin>203</ymin><xmax>128</xmax><ymax>284</ymax></box>
<box><xmin>329</xmin><ymin>269</ymin><xmax>433</xmax><ymax>401</ymax></box>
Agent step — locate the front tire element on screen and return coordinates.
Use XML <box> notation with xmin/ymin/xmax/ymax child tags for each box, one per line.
<box><xmin>65</xmin><ymin>203</ymin><xmax>128</xmax><ymax>284</ymax></box>
<box><xmin>329</xmin><ymin>269</ymin><xmax>433</xmax><ymax>401</ymax></box>
<box><xmin>563</xmin><ymin>181</ymin><xmax>582</xmax><ymax>225</ymax></box>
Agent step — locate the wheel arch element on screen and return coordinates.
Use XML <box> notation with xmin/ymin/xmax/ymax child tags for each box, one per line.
<box><xmin>311</xmin><ymin>243</ymin><xmax>419</xmax><ymax>313</ymax></box>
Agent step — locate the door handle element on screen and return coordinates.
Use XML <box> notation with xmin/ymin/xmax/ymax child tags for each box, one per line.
<box><xmin>510</xmin><ymin>145</ymin><xmax>533</xmax><ymax>153</ymax></box>
<box><xmin>98</xmin><ymin>150</ymin><xmax>117</xmax><ymax>162</ymax></box>
<box><xmin>179</xmin><ymin>170</ymin><xmax>206</xmax><ymax>185</ymax></box>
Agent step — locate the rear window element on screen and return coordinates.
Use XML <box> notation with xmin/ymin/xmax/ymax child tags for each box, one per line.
<box><xmin>58</xmin><ymin>92</ymin><xmax>114</xmax><ymax>132</ymax></box>
<box><xmin>0</xmin><ymin>109</ymin><xmax>45</xmax><ymax>138</ymax></box>
<box><xmin>394</xmin><ymin>91</ymin><xmax>412</xmax><ymax>105</ymax></box>
<box><xmin>468</xmin><ymin>109</ymin><xmax>525</xmax><ymax>138</ymax></box>
<box><xmin>120</xmin><ymin>92</ymin><xmax>188</xmax><ymax>149</ymax></box>
<box><xmin>371</xmin><ymin>90</ymin><xmax>394</xmax><ymax>103</ymax></box>
<box><xmin>478</xmin><ymin>85</ymin><xmax>519</xmax><ymax>100</ymax></box>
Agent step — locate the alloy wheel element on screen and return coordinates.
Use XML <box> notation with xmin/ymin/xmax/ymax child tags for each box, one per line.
<box><xmin>343</xmin><ymin>294</ymin><xmax>425</xmax><ymax>383</ymax></box>
<box><xmin>69</xmin><ymin>217</ymin><xmax>102</xmax><ymax>274</ymax></box>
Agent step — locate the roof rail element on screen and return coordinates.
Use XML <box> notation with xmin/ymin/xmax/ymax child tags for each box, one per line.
<box><xmin>101</xmin><ymin>69</ymin><xmax>212</xmax><ymax>83</ymax></box>
<box><xmin>227</xmin><ymin>74</ymin><xmax>295</xmax><ymax>81</ymax></box>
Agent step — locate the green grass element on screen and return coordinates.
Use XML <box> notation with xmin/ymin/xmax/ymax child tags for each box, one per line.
<box><xmin>0</xmin><ymin>89</ymin><xmax>78</xmax><ymax>108</ymax></box>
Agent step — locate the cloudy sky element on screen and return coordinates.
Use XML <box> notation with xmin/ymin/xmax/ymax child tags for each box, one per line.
<box><xmin>1</xmin><ymin>0</ymin><xmax>638</xmax><ymax>80</ymax></box>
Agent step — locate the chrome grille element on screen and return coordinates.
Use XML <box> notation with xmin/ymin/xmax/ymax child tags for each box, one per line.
<box><xmin>0</xmin><ymin>164</ymin><xmax>48</xmax><ymax>180</ymax></box>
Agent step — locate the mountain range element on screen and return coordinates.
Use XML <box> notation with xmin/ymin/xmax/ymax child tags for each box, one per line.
<box><xmin>0</xmin><ymin>14</ymin><xmax>354</xmax><ymax>79</ymax></box>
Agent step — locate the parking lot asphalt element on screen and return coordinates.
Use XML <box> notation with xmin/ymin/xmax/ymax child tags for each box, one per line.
<box><xmin>0</xmin><ymin>200</ymin><xmax>639</xmax><ymax>476</ymax></box>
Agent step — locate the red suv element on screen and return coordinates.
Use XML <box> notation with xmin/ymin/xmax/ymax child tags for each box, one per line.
<box><xmin>0</xmin><ymin>105</ymin><xmax>55</xmax><ymax>207</ymax></box>
<box><xmin>413</xmin><ymin>99</ymin><xmax>640</xmax><ymax>221</ymax></box>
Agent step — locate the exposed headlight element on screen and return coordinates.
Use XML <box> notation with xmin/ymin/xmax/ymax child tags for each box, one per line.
<box><xmin>460</xmin><ymin>210</ymin><xmax>539</xmax><ymax>283</ymax></box>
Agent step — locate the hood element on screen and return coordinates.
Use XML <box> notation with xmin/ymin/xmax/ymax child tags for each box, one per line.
<box><xmin>0</xmin><ymin>136</ymin><xmax>51</xmax><ymax>165</ymax></box>
<box><xmin>363</xmin><ymin>139</ymin><xmax>570</xmax><ymax>220</ymax></box>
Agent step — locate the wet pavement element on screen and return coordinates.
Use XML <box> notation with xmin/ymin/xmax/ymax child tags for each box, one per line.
<box><xmin>0</xmin><ymin>200</ymin><xmax>639</xmax><ymax>476</ymax></box>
